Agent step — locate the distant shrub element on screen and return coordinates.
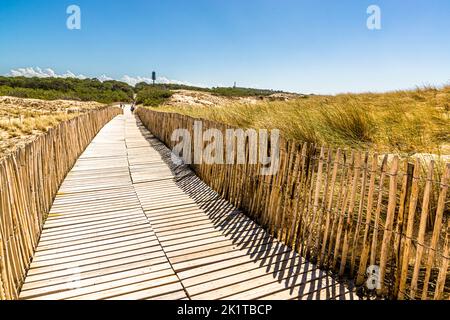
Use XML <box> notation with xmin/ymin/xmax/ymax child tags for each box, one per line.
<box><xmin>136</xmin><ymin>87</ymin><xmax>173</xmax><ymax>106</ymax></box>
<box><xmin>135</xmin><ymin>82</ymin><xmax>285</xmax><ymax>98</ymax></box>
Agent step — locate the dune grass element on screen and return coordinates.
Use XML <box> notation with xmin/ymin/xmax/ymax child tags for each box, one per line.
<box><xmin>0</xmin><ymin>97</ymin><xmax>105</xmax><ymax>157</ymax></box>
<box><xmin>149</xmin><ymin>86</ymin><xmax>450</xmax><ymax>155</ymax></box>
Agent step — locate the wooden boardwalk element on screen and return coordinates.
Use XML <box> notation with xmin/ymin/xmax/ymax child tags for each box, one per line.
<box><xmin>19</xmin><ymin>109</ymin><xmax>359</xmax><ymax>300</ymax></box>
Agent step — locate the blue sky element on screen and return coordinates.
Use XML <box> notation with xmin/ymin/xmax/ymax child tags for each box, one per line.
<box><xmin>0</xmin><ymin>0</ymin><xmax>449</xmax><ymax>94</ymax></box>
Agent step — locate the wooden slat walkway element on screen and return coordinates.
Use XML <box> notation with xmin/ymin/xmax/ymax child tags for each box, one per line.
<box><xmin>19</xmin><ymin>108</ymin><xmax>359</xmax><ymax>300</ymax></box>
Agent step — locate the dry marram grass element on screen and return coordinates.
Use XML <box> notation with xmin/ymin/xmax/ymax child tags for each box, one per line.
<box><xmin>0</xmin><ymin>96</ymin><xmax>105</xmax><ymax>158</ymax></box>
<box><xmin>150</xmin><ymin>86</ymin><xmax>450</xmax><ymax>156</ymax></box>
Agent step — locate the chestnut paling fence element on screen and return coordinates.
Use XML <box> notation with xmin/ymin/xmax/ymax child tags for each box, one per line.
<box><xmin>0</xmin><ymin>106</ymin><xmax>121</xmax><ymax>300</ymax></box>
<box><xmin>137</xmin><ymin>108</ymin><xmax>449</xmax><ymax>300</ymax></box>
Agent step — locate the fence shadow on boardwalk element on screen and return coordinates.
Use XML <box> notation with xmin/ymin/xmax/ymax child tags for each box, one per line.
<box><xmin>134</xmin><ymin>116</ymin><xmax>358</xmax><ymax>300</ymax></box>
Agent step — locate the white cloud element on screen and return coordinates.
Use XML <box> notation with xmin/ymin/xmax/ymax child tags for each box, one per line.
<box><xmin>120</xmin><ymin>75</ymin><xmax>199</xmax><ymax>87</ymax></box>
<box><xmin>6</xmin><ymin>67</ymin><xmax>201</xmax><ymax>87</ymax></box>
<box><xmin>157</xmin><ymin>76</ymin><xmax>193</xmax><ymax>86</ymax></box>
<box><xmin>120</xmin><ymin>75</ymin><xmax>152</xmax><ymax>86</ymax></box>
<box><xmin>62</xmin><ymin>70</ymin><xmax>87</xmax><ymax>79</ymax></box>
<box><xmin>98</xmin><ymin>74</ymin><xmax>113</xmax><ymax>82</ymax></box>
<box><xmin>8</xmin><ymin>67</ymin><xmax>86</xmax><ymax>79</ymax></box>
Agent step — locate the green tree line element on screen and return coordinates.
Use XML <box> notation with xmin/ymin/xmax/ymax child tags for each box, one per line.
<box><xmin>0</xmin><ymin>76</ymin><xmax>134</xmax><ymax>104</ymax></box>
<box><xmin>134</xmin><ymin>82</ymin><xmax>286</xmax><ymax>106</ymax></box>
<box><xmin>0</xmin><ymin>76</ymin><xmax>289</xmax><ymax>106</ymax></box>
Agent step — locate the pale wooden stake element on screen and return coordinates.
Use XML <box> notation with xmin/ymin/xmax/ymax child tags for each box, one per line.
<box><xmin>410</xmin><ymin>161</ymin><xmax>435</xmax><ymax>299</ymax></box>
<box><xmin>378</xmin><ymin>156</ymin><xmax>399</xmax><ymax>296</ymax></box>
<box><xmin>397</xmin><ymin>160</ymin><xmax>420</xmax><ymax>300</ymax></box>
<box><xmin>433</xmin><ymin>219</ymin><xmax>449</xmax><ymax>300</ymax></box>
<box><xmin>421</xmin><ymin>164</ymin><xmax>449</xmax><ymax>299</ymax></box>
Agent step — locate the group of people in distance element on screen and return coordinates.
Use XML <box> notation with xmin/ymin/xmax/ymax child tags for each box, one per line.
<box><xmin>119</xmin><ymin>103</ymin><xmax>136</xmax><ymax>113</ymax></box>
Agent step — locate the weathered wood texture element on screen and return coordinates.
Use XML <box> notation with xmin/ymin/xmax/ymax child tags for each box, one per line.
<box><xmin>17</xmin><ymin>110</ymin><xmax>357</xmax><ymax>300</ymax></box>
<box><xmin>137</xmin><ymin>108</ymin><xmax>449</xmax><ymax>300</ymax></box>
<box><xmin>126</xmin><ymin>115</ymin><xmax>357</xmax><ymax>301</ymax></box>
<box><xmin>19</xmin><ymin>114</ymin><xmax>186</xmax><ymax>301</ymax></box>
<box><xmin>0</xmin><ymin>106</ymin><xmax>121</xmax><ymax>300</ymax></box>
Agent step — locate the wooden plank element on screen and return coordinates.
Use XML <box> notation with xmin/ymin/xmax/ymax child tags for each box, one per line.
<box><xmin>105</xmin><ymin>281</ymin><xmax>186</xmax><ymax>300</ymax></box>
<box><xmin>220</xmin><ymin>263</ymin><xmax>328</xmax><ymax>300</ymax></box>
<box><xmin>191</xmin><ymin>258</ymin><xmax>308</xmax><ymax>300</ymax></box>
<box><xmin>22</xmin><ymin>266</ymin><xmax>175</xmax><ymax>300</ymax></box>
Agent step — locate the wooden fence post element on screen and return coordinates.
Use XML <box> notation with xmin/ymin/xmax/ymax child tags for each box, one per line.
<box><xmin>392</xmin><ymin>161</ymin><xmax>414</xmax><ymax>298</ymax></box>
<box><xmin>410</xmin><ymin>161</ymin><xmax>435</xmax><ymax>299</ymax></box>
<box><xmin>319</xmin><ymin>148</ymin><xmax>341</xmax><ymax>267</ymax></box>
<box><xmin>421</xmin><ymin>164</ymin><xmax>449</xmax><ymax>299</ymax></box>
<box><xmin>356</xmin><ymin>153</ymin><xmax>378</xmax><ymax>285</ymax></box>
<box><xmin>397</xmin><ymin>160</ymin><xmax>420</xmax><ymax>299</ymax></box>
<box><xmin>339</xmin><ymin>152</ymin><xmax>362</xmax><ymax>276</ymax></box>
<box><xmin>378</xmin><ymin>156</ymin><xmax>399</xmax><ymax>296</ymax></box>
<box><xmin>433</xmin><ymin>219</ymin><xmax>449</xmax><ymax>300</ymax></box>
<box><xmin>350</xmin><ymin>152</ymin><xmax>369</xmax><ymax>276</ymax></box>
